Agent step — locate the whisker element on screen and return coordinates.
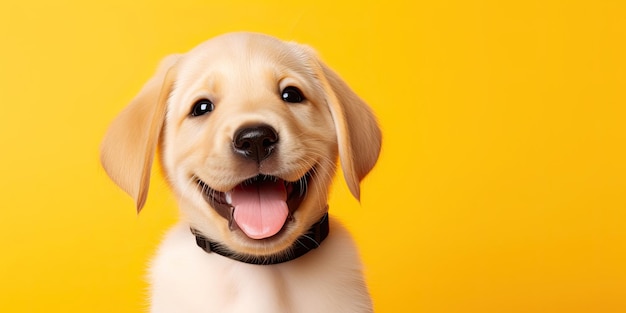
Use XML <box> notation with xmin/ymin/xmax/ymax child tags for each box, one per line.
<box><xmin>298</xmin><ymin>234</ymin><xmax>320</xmax><ymax>248</ymax></box>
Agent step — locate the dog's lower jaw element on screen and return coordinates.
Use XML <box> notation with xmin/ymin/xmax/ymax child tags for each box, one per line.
<box><xmin>193</xmin><ymin>170</ymin><xmax>326</xmax><ymax>256</ymax></box>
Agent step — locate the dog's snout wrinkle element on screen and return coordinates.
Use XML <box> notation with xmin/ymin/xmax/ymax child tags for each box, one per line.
<box><xmin>232</xmin><ymin>124</ymin><xmax>279</xmax><ymax>163</ymax></box>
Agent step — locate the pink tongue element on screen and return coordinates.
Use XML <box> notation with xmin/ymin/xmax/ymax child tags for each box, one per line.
<box><xmin>231</xmin><ymin>180</ymin><xmax>289</xmax><ymax>239</ymax></box>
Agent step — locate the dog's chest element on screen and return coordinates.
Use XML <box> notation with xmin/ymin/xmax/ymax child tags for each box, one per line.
<box><xmin>149</xmin><ymin>223</ymin><xmax>371</xmax><ymax>313</ymax></box>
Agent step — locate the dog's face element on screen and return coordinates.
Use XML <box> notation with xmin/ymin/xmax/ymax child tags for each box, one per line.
<box><xmin>163</xmin><ymin>34</ymin><xmax>340</xmax><ymax>254</ymax></box>
<box><xmin>101</xmin><ymin>33</ymin><xmax>381</xmax><ymax>257</ymax></box>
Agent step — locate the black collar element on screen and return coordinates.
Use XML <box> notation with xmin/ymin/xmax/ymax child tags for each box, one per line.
<box><xmin>191</xmin><ymin>212</ymin><xmax>329</xmax><ymax>265</ymax></box>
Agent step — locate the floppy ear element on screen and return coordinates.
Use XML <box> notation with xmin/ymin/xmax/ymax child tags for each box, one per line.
<box><xmin>100</xmin><ymin>54</ymin><xmax>180</xmax><ymax>212</ymax></box>
<box><xmin>319</xmin><ymin>62</ymin><xmax>382</xmax><ymax>200</ymax></box>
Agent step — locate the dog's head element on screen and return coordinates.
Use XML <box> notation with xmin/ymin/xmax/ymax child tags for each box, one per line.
<box><xmin>101</xmin><ymin>32</ymin><xmax>381</xmax><ymax>256</ymax></box>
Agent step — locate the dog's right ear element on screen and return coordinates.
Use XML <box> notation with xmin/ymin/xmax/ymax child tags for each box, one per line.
<box><xmin>100</xmin><ymin>54</ymin><xmax>180</xmax><ymax>213</ymax></box>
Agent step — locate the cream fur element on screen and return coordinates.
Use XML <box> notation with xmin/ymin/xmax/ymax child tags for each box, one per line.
<box><xmin>100</xmin><ymin>32</ymin><xmax>381</xmax><ymax>312</ymax></box>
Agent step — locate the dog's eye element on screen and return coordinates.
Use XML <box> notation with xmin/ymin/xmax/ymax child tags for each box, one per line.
<box><xmin>191</xmin><ymin>99</ymin><xmax>214</xmax><ymax>116</ymax></box>
<box><xmin>281</xmin><ymin>86</ymin><xmax>305</xmax><ymax>103</ymax></box>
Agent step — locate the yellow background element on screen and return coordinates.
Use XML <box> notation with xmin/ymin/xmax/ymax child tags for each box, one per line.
<box><xmin>1</xmin><ymin>0</ymin><xmax>625</xmax><ymax>312</ymax></box>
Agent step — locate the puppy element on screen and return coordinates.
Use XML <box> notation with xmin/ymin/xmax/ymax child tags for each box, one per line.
<box><xmin>101</xmin><ymin>32</ymin><xmax>381</xmax><ymax>313</ymax></box>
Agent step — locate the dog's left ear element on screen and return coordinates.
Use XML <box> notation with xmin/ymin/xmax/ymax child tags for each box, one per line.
<box><xmin>318</xmin><ymin>60</ymin><xmax>382</xmax><ymax>200</ymax></box>
<box><xmin>100</xmin><ymin>54</ymin><xmax>180</xmax><ymax>212</ymax></box>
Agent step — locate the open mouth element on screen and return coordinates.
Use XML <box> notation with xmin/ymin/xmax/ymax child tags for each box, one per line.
<box><xmin>197</xmin><ymin>172</ymin><xmax>311</xmax><ymax>240</ymax></box>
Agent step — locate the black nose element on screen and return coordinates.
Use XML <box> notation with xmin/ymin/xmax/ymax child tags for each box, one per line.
<box><xmin>232</xmin><ymin>124</ymin><xmax>279</xmax><ymax>162</ymax></box>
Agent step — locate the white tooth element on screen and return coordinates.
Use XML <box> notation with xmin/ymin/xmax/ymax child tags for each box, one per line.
<box><xmin>225</xmin><ymin>191</ymin><xmax>232</xmax><ymax>205</ymax></box>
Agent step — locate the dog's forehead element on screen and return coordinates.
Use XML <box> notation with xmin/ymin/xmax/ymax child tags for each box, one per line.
<box><xmin>175</xmin><ymin>33</ymin><xmax>315</xmax><ymax>85</ymax></box>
